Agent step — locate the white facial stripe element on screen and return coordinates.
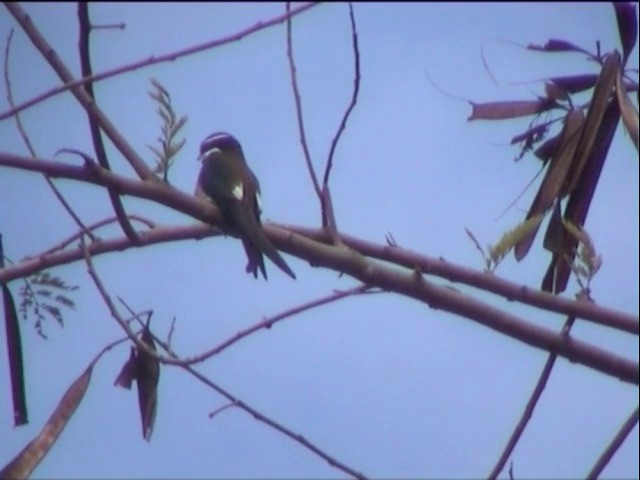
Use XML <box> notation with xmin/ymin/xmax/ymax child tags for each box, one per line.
<box><xmin>232</xmin><ymin>182</ymin><xmax>244</xmax><ymax>201</ymax></box>
<box><xmin>201</xmin><ymin>147</ymin><xmax>222</xmax><ymax>159</ymax></box>
<box><xmin>256</xmin><ymin>192</ymin><xmax>262</xmax><ymax>213</ymax></box>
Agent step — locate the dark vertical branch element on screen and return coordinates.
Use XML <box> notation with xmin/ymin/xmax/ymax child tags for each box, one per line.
<box><xmin>322</xmin><ymin>2</ymin><xmax>360</xmax><ymax>188</ymax></box>
<box><xmin>77</xmin><ymin>4</ymin><xmax>139</xmax><ymax>243</ymax></box>
<box><xmin>320</xmin><ymin>3</ymin><xmax>361</xmax><ymax>243</ymax></box>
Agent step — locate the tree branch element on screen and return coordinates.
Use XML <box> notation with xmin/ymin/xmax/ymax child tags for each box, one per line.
<box><xmin>0</xmin><ymin>150</ymin><xmax>637</xmax><ymax>337</ymax></box>
<box><xmin>77</xmin><ymin>3</ymin><xmax>140</xmax><ymax>242</ymax></box>
<box><xmin>322</xmin><ymin>2</ymin><xmax>360</xmax><ymax>188</ymax></box>
<box><xmin>0</xmin><ymin>153</ymin><xmax>637</xmax><ymax>383</ymax></box>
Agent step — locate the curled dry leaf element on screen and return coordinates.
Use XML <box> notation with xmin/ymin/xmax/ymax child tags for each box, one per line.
<box><xmin>549</xmin><ymin>74</ymin><xmax>599</xmax><ymax>95</ymax></box>
<box><xmin>114</xmin><ymin>347</ymin><xmax>137</xmax><ymax>389</ymax></box>
<box><xmin>514</xmin><ymin>109</ymin><xmax>584</xmax><ymax>261</ymax></box>
<box><xmin>136</xmin><ymin>324</ymin><xmax>160</xmax><ymax>441</ymax></box>
<box><xmin>563</xmin><ymin>53</ymin><xmax>619</xmax><ymax>195</ymax></box>
<box><xmin>468</xmin><ymin>98</ymin><xmax>557</xmax><ymax>121</ymax></box>
<box><xmin>0</xmin><ymin>365</ymin><xmax>93</xmax><ymax>479</ymax></box>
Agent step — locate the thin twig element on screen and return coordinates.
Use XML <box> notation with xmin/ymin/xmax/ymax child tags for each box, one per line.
<box><xmin>179</xmin><ymin>284</ymin><xmax>374</xmax><ymax>365</ymax></box>
<box><xmin>91</xmin><ymin>22</ymin><xmax>125</xmax><ymax>31</ymax></box>
<box><xmin>43</xmin><ymin>214</ymin><xmax>156</xmax><ymax>254</ymax></box>
<box><xmin>0</xmin><ymin>2</ymin><xmax>319</xmax><ymax>122</ymax></box>
<box><xmin>488</xmin><ymin>316</ymin><xmax>576</xmax><ymax>479</ymax></box>
<box><xmin>3</xmin><ymin>28</ymin><xmax>95</xmax><ymax>241</ymax></box>
<box><xmin>322</xmin><ymin>2</ymin><xmax>360</xmax><ymax>188</ymax></box>
<box><xmin>185</xmin><ymin>365</ymin><xmax>368</xmax><ymax>479</ymax></box>
<box><xmin>77</xmin><ymin>4</ymin><xmax>139</xmax><ymax>243</ymax></box>
<box><xmin>319</xmin><ymin>4</ymin><xmax>360</xmax><ymax>243</ymax></box>
<box><xmin>208</xmin><ymin>402</ymin><xmax>235</xmax><ymax>419</ymax></box>
<box><xmin>81</xmin><ymin>236</ymin><xmax>158</xmax><ymax>361</ymax></box>
<box><xmin>586</xmin><ymin>405</ymin><xmax>640</xmax><ymax>480</ymax></box>
<box><xmin>286</xmin><ymin>2</ymin><xmax>321</xmax><ymax>199</ymax></box>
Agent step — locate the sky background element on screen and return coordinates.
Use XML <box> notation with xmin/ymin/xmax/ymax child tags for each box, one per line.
<box><xmin>0</xmin><ymin>2</ymin><xmax>638</xmax><ymax>479</ymax></box>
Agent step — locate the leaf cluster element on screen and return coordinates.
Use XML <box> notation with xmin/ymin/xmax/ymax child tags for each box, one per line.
<box><xmin>146</xmin><ymin>78</ymin><xmax>188</xmax><ymax>183</ymax></box>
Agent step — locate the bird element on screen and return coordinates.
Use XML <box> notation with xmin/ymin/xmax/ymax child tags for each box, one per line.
<box><xmin>194</xmin><ymin>132</ymin><xmax>296</xmax><ymax>280</ymax></box>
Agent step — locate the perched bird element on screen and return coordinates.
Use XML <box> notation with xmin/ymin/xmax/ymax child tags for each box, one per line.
<box><xmin>195</xmin><ymin>132</ymin><xmax>296</xmax><ymax>280</ymax></box>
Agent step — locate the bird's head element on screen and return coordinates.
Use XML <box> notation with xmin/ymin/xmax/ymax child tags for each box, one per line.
<box><xmin>198</xmin><ymin>131</ymin><xmax>242</xmax><ymax>162</ymax></box>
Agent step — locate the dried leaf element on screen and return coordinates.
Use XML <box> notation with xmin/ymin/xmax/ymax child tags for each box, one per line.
<box><xmin>613</xmin><ymin>2</ymin><xmax>638</xmax><ymax>65</ymax></box>
<box><xmin>534</xmin><ymin>133</ymin><xmax>560</xmax><ymax>163</ymax></box>
<box><xmin>542</xmin><ymin>201</ymin><xmax>565</xmax><ymax>254</ymax></box>
<box><xmin>542</xmin><ymin>253</ymin><xmax>561</xmax><ymax>293</ymax></box>
<box><xmin>511</xmin><ymin>123</ymin><xmax>549</xmax><ymax>145</ymax></box>
<box><xmin>527</xmin><ymin>39</ymin><xmax>590</xmax><ymax>55</ymax></box>
<box><xmin>615</xmin><ymin>68</ymin><xmax>639</xmax><ymax>151</ymax></box>
<box><xmin>0</xmin><ymin>364</ymin><xmax>93</xmax><ymax>479</ymax></box>
<box><xmin>545</xmin><ymin>82</ymin><xmax>569</xmax><ymax>101</ymax></box>
<box><xmin>562</xmin><ymin>53</ymin><xmax>619</xmax><ymax>196</ymax></box>
<box><xmin>514</xmin><ymin>108</ymin><xmax>584</xmax><ymax>260</ymax></box>
<box><xmin>137</xmin><ymin>324</ymin><xmax>160</xmax><ymax>441</ymax></box>
<box><xmin>511</xmin><ymin>122</ymin><xmax>551</xmax><ymax>161</ymax></box>
<box><xmin>550</xmin><ymin>74</ymin><xmax>599</xmax><ymax>94</ymax></box>
<box><xmin>468</xmin><ymin>99</ymin><xmax>557</xmax><ymax>121</ymax></box>
<box><xmin>114</xmin><ymin>348</ymin><xmax>137</xmax><ymax>390</ymax></box>
<box><xmin>546</xmin><ymin>97</ymin><xmax>621</xmax><ymax>294</ymax></box>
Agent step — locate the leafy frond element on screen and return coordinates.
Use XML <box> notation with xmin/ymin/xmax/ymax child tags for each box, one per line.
<box><xmin>146</xmin><ymin>78</ymin><xmax>188</xmax><ymax>183</ymax></box>
<box><xmin>17</xmin><ymin>270</ymin><xmax>78</xmax><ymax>338</ymax></box>
<box><xmin>489</xmin><ymin>215</ymin><xmax>543</xmax><ymax>271</ymax></box>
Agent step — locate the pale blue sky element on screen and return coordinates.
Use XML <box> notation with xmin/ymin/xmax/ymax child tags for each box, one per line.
<box><xmin>0</xmin><ymin>3</ymin><xmax>638</xmax><ymax>478</ymax></box>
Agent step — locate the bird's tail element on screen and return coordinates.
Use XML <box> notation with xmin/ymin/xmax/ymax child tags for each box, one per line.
<box><xmin>242</xmin><ymin>239</ymin><xmax>267</xmax><ymax>279</ymax></box>
<box><xmin>230</xmin><ymin>203</ymin><xmax>296</xmax><ymax>280</ymax></box>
